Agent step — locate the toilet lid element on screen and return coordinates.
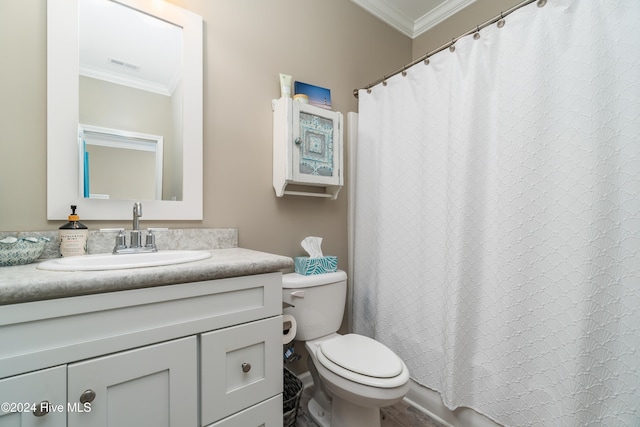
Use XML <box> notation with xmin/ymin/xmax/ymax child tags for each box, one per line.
<box><xmin>319</xmin><ymin>334</ymin><xmax>403</xmax><ymax>378</ymax></box>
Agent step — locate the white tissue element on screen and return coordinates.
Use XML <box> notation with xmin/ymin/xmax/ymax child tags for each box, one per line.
<box><xmin>301</xmin><ymin>236</ymin><xmax>324</xmax><ymax>258</ymax></box>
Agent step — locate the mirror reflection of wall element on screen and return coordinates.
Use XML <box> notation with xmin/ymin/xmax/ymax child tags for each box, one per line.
<box><xmin>79</xmin><ymin>0</ymin><xmax>183</xmax><ymax>202</ymax></box>
<box><xmin>85</xmin><ymin>144</ymin><xmax>156</xmax><ymax>200</ymax></box>
<box><xmin>80</xmin><ymin>125</ymin><xmax>164</xmax><ymax>201</ymax></box>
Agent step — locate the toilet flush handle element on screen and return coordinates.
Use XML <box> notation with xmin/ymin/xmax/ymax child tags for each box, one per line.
<box><xmin>290</xmin><ymin>290</ymin><xmax>305</xmax><ymax>298</ymax></box>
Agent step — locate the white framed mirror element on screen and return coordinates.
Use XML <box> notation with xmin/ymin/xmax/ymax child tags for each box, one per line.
<box><xmin>47</xmin><ymin>0</ymin><xmax>203</xmax><ymax>220</ymax></box>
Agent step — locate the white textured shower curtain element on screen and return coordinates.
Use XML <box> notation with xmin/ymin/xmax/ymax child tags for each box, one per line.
<box><xmin>353</xmin><ymin>1</ymin><xmax>640</xmax><ymax>425</ymax></box>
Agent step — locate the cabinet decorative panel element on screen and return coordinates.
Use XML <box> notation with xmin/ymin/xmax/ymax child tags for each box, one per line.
<box><xmin>296</xmin><ymin>112</ymin><xmax>335</xmax><ymax>177</ymax></box>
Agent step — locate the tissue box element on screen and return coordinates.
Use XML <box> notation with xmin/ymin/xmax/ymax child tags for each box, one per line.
<box><xmin>294</xmin><ymin>256</ymin><xmax>338</xmax><ymax>275</ymax></box>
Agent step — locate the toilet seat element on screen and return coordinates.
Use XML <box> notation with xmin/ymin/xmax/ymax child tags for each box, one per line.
<box><xmin>316</xmin><ymin>334</ymin><xmax>409</xmax><ymax>388</ymax></box>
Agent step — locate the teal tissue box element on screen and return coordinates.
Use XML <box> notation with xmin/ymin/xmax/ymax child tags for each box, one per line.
<box><xmin>294</xmin><ymin>256</ymin><xmax>338</xmax><ymax>275</ymax></box>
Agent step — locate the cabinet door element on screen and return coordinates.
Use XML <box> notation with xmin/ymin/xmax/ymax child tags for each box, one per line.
<box><xmin>67</xmin><ymin>336</ymin><xmax>197</xmax><ymax>427</ymax></box>
<box><xmin>205</xmin><ymin>395</ymin><xmax>282</xmax><ymax>427</ymax></box>
<box><xmin>0</xmin><ymin>366</ymin><xmax>66</xmax><ymax>427</ymax></box>
<box><xmin>200</xmin><ymin>316</ymin><xmax>282</xmax><ymax>425</ymax></box>
<box><xmin>292</xmin><ymin>102</ymin><xmax>342</xmax><ymax>186</ymax></box>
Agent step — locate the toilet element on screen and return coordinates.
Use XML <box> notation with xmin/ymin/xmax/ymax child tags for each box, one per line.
<box><xmin>282</xmin><ymin>270</ymin><xmax>410</xmax><ymax>427</ymax></box>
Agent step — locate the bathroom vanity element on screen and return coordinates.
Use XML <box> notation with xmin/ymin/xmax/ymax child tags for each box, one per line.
<box><xmin>0</xmin><ymin>247</ymin><xmax>293</xmax><ymax>427</ymax></box>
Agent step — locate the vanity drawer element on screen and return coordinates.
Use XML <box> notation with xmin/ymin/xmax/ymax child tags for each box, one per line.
<box><xmin>200</xmin><ymin>316</ymin><xmax>282</xmax><ymax>425</ymax></box>
<box><xmin>204</xmin><ymin>394</ymin><xmax>282</xmax><ymax>427</ymax></box>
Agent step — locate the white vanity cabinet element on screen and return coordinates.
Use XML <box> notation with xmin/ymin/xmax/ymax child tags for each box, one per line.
<box><xmin>67</xmin><ymin>337</ymin><xmax>197</xmax><ymax>427</ymax></box>
<box><xmin>206</xmin><ymin>395</ymin><xmax>283</xmax><ymax>427</ymax></box>
<box><xmin>201</xmin><ymin>317</ymin><xmax>282</xmax><ymax>426</ymax></box>
<box><xmin>0</xmin><ymin>272</ymin><xmax>284</xmax><ymax>427</ymax></box>
<box><xmin>0</xmin><ymin>340</ymin><xmax>196</xmax><ymax>427</ymax></box>
<box><xmin>272</xmin><ymin>97</ymin><xmax>343</xmax><ymax>199</ymax></box>
<box><xmin>0</xmin><ymin>366</ymin><xmax>67</xmax><ymax>427</ymax></box>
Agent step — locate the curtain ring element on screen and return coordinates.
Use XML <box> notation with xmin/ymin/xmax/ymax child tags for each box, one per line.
<box><xmin>382</xmin><ymin>76</ymin><xmax>387</xmax><ymax>86</ymax></box>
<box><xmin>424</xmin><ymin>55</ymin><xmax>430</xmax><ymax>65</ymax></box>
<box><xmin>401</xmin><ymin>66</ymin><xmax>407</xmax><ymax>77</ymax></box>
<box><xmin>449</xmin><ymin>38</ymin><xmax>456</xmax><ymax>53</ymax></box>
<box><xmin>537</xmin><ymin>0</ymin><xmax>547</xmax><ymax>7</ymax></box>
<box><xmin>497</xmin><ymin>12</ymin><xmax>505</xmax><ymax>28</ymax></box>
<box><xmin>473</xmin><ymin>26</ymin><xmax>480</xmax><ymax>40</ymax></box>
<box><xmin>367</xmin><ymin>87</ymin><xmax>372</xmax><ymax>94</ymax></box>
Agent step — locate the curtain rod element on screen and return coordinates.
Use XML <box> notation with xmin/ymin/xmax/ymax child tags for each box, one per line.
<box><xmin>353</xmin><ymin>0</ymin><xmax>543</xmax><ymax>98</ymax></box>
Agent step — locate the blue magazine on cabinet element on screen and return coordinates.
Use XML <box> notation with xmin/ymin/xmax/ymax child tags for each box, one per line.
<box><xmin>294</xmin><ymin>81</ymin><xmax>332</xmax><ymax>109</ymax></box>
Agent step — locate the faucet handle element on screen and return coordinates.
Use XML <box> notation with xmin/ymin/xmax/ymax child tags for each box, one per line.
<box><xmin>114</xmin><ymin>229</ymin><xmax>126</xmax><ymax>252</ymax></box>
<box><xmin>145</xmin><ymin>229</ymin><xmax>156</xmax><ymax>250</ymax></box>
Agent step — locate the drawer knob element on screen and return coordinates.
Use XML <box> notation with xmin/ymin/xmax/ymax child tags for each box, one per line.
<box><xmin>32</xmin><ymin>401</ymin><xmax>50</xmax><ymax>417</ymax></box>
<box><xmin>241</xmin><ymin>362</ymin><xmax>252</xmax><ymax>373</ymax></box>
<box><xmin>80</xmin><ymin>389</ymin><xmax>96</xmax><ymax>404</ymax></box>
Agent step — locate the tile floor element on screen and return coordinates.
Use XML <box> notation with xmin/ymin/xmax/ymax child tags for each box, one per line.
<box><xmin>295</xmin><ymin>385</ymin><xmax>446</xmax><ymax>427</ymax></box>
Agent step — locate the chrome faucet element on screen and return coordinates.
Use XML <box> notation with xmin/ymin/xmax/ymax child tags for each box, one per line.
<box><xmin>113</xmin><ymin>202</ymin><xmax>158</xmax><ymax>254</ymax></box>
<box><xmin>130</xmin><ymin>202</ymin><xmax>143</xmax><ymax>248</ymax></box>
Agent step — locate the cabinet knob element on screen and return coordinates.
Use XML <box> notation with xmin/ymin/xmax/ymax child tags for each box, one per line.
<box><xmin>295</xmin><ymin>137</ymin><xmax>302</xmax><ymax>145</ymax></box>
<box><xmin>79</xmin><ymin>389</ymin><xmax>96</xmax><ymax>404</ymax></box>
<box><xmin>241</xmin><ymin>362</ymin><xmax>252</xmax><ymax>373</ymax></box>
<box><xmin>32</xmin><ymin>401</ymin><xmax>49</xmax><ymax>417</ymax></box>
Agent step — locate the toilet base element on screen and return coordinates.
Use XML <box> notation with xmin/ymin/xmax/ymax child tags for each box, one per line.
<box><xmin>308</xmin><ymin>397</ymin><xmax>331</xmax><ymax>427</ymax></box>
<box><xmin>331</xmin><ymin>397</ymin><xmax>381</xmax><ymax>427</ymax></box>
<box><xmin>308</xmin><ymin>396</ymin><xmax>382</xmax><ymax>427</ymax></box>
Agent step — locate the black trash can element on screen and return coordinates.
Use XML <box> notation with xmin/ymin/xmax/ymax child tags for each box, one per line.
<box><xmin>283</xmin><ymin>367</ymin><xmax>303</xmax><ymax>426</ymax></box>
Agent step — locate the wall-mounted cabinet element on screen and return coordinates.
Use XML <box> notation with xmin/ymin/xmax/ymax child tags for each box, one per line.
<box><xmin>272</xmin><ymin>97</ymin><xmax>343</xmax><ymax>199</ymax></box>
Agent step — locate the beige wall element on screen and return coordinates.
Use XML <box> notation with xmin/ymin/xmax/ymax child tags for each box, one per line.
<box><xmin>85</xmin><ymin>144</ymin><xmax>157</xmax><ymax>200</ymax></box>
<box><xmin>80</xmin><ymin>76</ymin><xmax>179</xmax><ymax>201</ymax></box>
<box><xmin>0</xmin><ymin>0</ymin><xmax>410</xmax><ymax>269</ymax></box>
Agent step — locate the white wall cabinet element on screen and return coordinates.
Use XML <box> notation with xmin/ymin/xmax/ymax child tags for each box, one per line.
<box><xmin>272</xmin><ymin>97</ymin><xmax>343</xmax><ymax>199</ymax></box>
<box><xmin>0</xmin><ymin>273</ymin><xmax>283</xmax><ymax>427</ymax></box>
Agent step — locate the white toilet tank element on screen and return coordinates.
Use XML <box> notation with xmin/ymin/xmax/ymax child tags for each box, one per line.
<box><xmin>282</xmin><ymin>270</ymin><xmax>347</xmax><ymax>341</ymax></box>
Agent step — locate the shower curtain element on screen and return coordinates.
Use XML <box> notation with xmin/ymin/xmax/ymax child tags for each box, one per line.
<box><xmin>353</xmin><ymin>1</ymin><xmax>640</xmax><ymax>425</ymax></box>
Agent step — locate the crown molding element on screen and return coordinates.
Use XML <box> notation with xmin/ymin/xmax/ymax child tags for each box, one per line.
<box><xmin>352</xmin><ymin>0</ymin><xmax>477</xmax><ymax>39</ymax></box>
<box><xmin>414</xmin><ymin>0</ymin><xmax>477</xmax><ymax>38</ymax></box>
<box><xmin>351</xmin><ymin>0</ymin><xmax>416</xmax><ymax>38</ymax></box>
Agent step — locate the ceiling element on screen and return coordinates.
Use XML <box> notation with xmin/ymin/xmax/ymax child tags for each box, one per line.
<box><xmin>351</xmin><ymin>0</ymin><xmax>477</xmax><ymax>39</ymax></box>
<box><xmin>79</xmin><ymin>0</ymin><xmax>183</xmax><ymax>96</ymax></box>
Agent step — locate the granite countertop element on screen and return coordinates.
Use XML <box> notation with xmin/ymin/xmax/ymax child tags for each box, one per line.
<box><xmin>0</xmin><ymin>248</ymin><xmax>293</xmax><ymax>306</ymax></box>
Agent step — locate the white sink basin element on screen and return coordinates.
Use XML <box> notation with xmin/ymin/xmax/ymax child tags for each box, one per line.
<box><xmin>37</xmin><ymin>250</ymin><xmax>212</xmax><ymax>271</ymax></box>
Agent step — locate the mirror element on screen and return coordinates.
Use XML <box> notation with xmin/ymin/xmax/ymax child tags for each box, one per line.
<box><xmin>47</xmin><ymin>0</ymin><xmax>203</xmax><ymax>220</ymax></box>
<box><xmin>78</xmin><ymin>0</ymin><xmax>182</xmax><ymax>202</ymax></box>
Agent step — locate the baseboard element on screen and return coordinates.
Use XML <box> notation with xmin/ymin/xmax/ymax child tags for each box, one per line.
<box><xmin>404</xmin><ymin>380</ymin><xmax>502</xmax><ymax>427</ymax></box>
